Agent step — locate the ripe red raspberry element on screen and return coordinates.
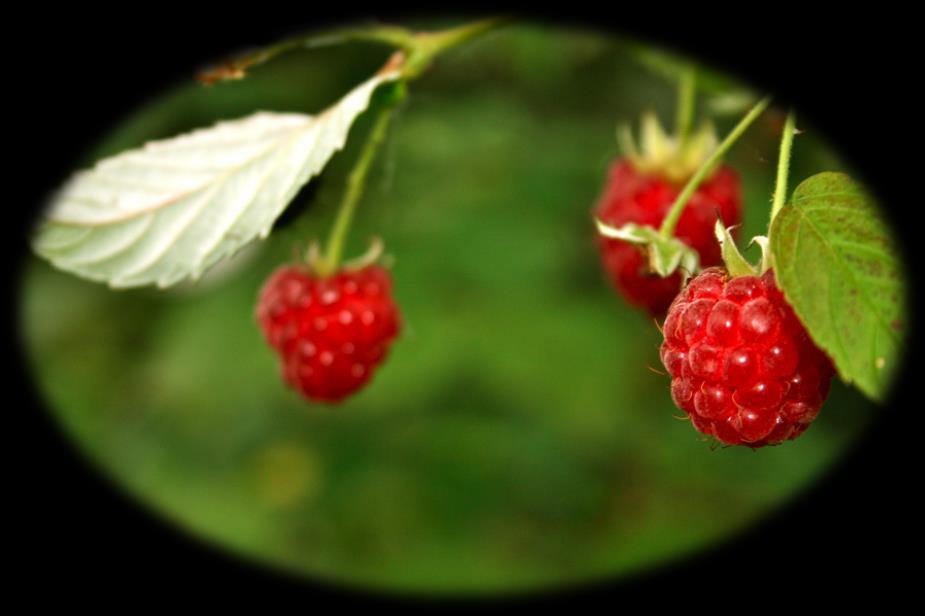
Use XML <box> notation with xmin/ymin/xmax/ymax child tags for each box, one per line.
<box><xmin>659</xmin><ymin>267</ymin><xmax>835</xmax><ymax>447</ymax></box>
<box><xmin>256</xmin><ymin>265</ymin><xmax>401</xmax><ymax>403</ymax></box>
<box><xmin>596</xmin><ymin>160</ymin><xmax>742</xmax><ymax>315</ymax></box>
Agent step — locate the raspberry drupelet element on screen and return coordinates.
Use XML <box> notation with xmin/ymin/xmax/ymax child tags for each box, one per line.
<box><xmin>256</xmin><ymin>265</ymin><xmax>401</xmax><ymax>403</ymax></box>
<box><xmin>659</xmin><ymin>267</ymin><xmax>835</xmax><ymax>447</ymax></box>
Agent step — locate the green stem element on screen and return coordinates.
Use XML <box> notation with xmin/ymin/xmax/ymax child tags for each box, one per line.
<box><xmin>293</xmin><ymin>17</ymin><xmax>507</xmax><ymax>275</ymax></box>
<box><xmin>428</xmin><ymin>17</ymin><xmax>508</xmax><ymax>50</ymax></box>
<box><xmin>770</xmin><ymin>110</ymin><xmax>796</xmax><ymax>224</ymax></box>
<box><xmin>318</xmin><ymin>107</ymin><xmax>396</xmax><ymax>275</ymax></box>
<box><xmin>401</xmin><ymin>17</ymin><xmax>510</xmax><ymax>79</ymax></box>
<box><xmin>198</xmin><ymin>25</ymin><xmax>417</xmax><ymax>84</ymax></box>
<box><xmin>659</xmin><ymin>96</ymin><xmax>771</xmax><ymax>239</ymax></box>
<box><xmin>200</xmin><ymin>18</ymin><xmax>508</xmax><ymax>85</ymax></box>
<box><xmin>675</xmin><ymin>65</ymin><xmax>696</xmax><ymax>148</ymax></box>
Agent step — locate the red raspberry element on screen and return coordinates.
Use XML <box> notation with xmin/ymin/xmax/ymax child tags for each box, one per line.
<box><xmin>256</xmin><ymin>265</ymin><xmax>401</xmax><ymax>403</ymax></box>
<box><xmin>659</xmin><ymin>267</ymin><xmax>835</xmax><ymax>447</ymax></box>
<box><xmin>596</xmin><ymin>160</ymin><xmax>742</xmax><ymax>315</ymax></box>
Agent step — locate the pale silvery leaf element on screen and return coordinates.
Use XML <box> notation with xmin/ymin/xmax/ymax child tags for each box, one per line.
<box><xmin>32</xmin><ymin>70</ymin><xmax>400</xmax><ymax>289</ymax></box>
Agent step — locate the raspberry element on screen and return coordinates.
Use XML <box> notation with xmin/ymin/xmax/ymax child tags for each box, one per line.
<box><xmin>256</xmin><ymin>265</ymin><xmax>401</xmax><ymax>403</ymax></box>
<box><xmin>596</xmin><ymin>160</ymin><xmax>743</xmax><ymax>315</ymax></box>
<box><xmin>659</xmin><ymin>267</ymin><xmax>835</xmax><ymax>447</ymax></box>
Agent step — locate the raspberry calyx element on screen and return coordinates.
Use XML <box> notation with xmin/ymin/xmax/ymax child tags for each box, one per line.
<box><xmin>596</xmin><ymin>159</ymin><xmax>742</xmax><ymax>316</ymax></box>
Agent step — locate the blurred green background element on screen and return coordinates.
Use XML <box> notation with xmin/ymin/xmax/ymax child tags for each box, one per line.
<box><xmin>20</xmin><ymin>21</ymin><xmax>871</xmax><ymax>594</ymax></box>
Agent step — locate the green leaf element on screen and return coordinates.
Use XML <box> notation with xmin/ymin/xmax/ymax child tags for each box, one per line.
<box><xmin>770</xmin><ymin>172</ymin><xmax>906</xmax><ymax>402</ymax></box>
<box><xmin>595</xmin><ymin>220</ymin><xmax>699</xmax><ymax>279</ymax></box>
<box><xmin>32</xmin><ymin>70</ymin><xmax>400</xmax><ymax>289</ymax></box>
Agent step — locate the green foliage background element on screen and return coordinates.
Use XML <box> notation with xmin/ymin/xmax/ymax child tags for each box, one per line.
<box><xmin>20</xmin><ymin>22</ymin><xmax>872</xmax><ymax>593</ymax></box>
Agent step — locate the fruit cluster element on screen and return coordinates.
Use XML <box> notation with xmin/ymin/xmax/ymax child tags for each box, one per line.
<box><xmin>251</xmin><ymin>85</ymin><xmax>838</xmax><ymax>451</ymax></box>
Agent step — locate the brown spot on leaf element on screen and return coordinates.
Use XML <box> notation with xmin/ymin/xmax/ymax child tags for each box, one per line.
<box><xmin>196</xmin><ymin>59</ymin><xmax>249</xmax><ymax>85</ymax></box>
<box><xmin>378</xmin><ymin>50</ymin><xmax>407</xmax><ymax>76</ymax></box>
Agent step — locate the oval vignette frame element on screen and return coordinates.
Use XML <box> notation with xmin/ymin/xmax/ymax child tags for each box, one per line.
<box><xmin>8</xmin><ymin>7</ymin><xmax>917</xmax><ymax>602</ymax></box>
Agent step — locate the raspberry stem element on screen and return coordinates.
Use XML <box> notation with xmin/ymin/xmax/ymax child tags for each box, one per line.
<box><xmin>317</xmin><ymin>105</ymin><xmax>396</xmax><ymax>276</ymax></box>
<box><xmin>659</xmin><ymin>96</ymin><xmax>771</xmax><ymax>240</ymax></box>
<box><xmin>400</xmin><ymin>17</ymin><xmax>511</xmax><ymax>80</ymax></box>
<box><xmin>305</xmin><ymin>18</ymin><xmax>509</xmax><ymax>276</ymax></box>
<box><xmin>770</xmin><ymin>110</ymin><xmax>796</xmax><ymax>224</ymax></box>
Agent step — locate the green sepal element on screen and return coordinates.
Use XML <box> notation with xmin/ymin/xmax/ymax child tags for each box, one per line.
<box><xmin>596</xmin><ymin>220</ymin><xmax>700</xmax><ymax>280</ymax></box>
<box><xmin>619</xmin><ymin>112</ymin><xmax>718</xmax><ymax>184</ymax></box>
<box><xmin>305</xmin><ymin>236</ymin><xmax>386</xmax><ymax>277</ymax></box>
<box><xmin>343</xmin><ymin>236</ymin><xmax>385</xmax><ymax>271</ymax></box>
<box><xmin>714</xmin><ymin>220</ymin><xmax>758</xmax><ymax>277</ymax></box>
<box><xmin>748</xmin><ymin>235</ymin><xmax>772</xmax><ymax>274</ymax></box>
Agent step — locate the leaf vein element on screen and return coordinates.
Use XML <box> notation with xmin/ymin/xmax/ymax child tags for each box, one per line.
<box><xmin>793</xmin><ymin>206</ymin><xmax>900</xmax><ymax>346</ymax></box>
<box><xmin>52</xmin><ymin>118</ymin><xmax>316</xmax><ymax>226</ymax></box>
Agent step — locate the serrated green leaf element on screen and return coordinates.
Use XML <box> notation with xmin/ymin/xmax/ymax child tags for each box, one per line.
<box><xmin>32</xmin><ymin>70</ymin><xmax>400</xmax><ymax>289</ymax></box>
<box><xmin>770</xmin><ymin>172</ymin><xmax>906</xmax><ymax>402</ymax></box>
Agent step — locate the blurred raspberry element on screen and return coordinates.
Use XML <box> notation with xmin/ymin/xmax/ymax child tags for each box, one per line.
<box><xmin>596</xmin><ymin>160</ymin><xmax>742</xmax><ymax>316</ymax></box>
<box><xmin>256</xmin><ymin>265</ymin><xmax>401</xmax><ymax>403</ymax></box>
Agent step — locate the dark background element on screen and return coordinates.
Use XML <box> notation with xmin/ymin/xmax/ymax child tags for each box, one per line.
<box><xmin>9</xmin><ymin>5</ymin><xmax>917</xmax><ymax>605</ymax></box>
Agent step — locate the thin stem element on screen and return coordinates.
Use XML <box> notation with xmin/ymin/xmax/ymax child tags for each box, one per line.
<box><xmin>659</xmin><ymin>96</ymin><xmax>771</xmax><ymax>239</ymax></box>
<box><xmin>198</xmin><ymin>25</ymin><xmax>416</xmax><ymax>84</ymax></box>
<box><xmin>436</xmin><ymin>17</ymin><xmax>508</xmax><ymax>48</ymax></box>
<box><xmin>402</xmin><ymin>17</ymin><xmax>510</xmax><ymax>78</ymax></box>
<box><xmin>298</xmin><ymin>17</ymin><xmax>507</xmax><ymax>275</ymax></box>
<box><xmin>675</xmin><ymin>65</ymin><xmax>696</xmax><ymax>148</ymax></box>
<box><xmin>770</xmin><ymin>110</ymin><xmax>796</xmax><ymax>224</ymax></box>
<box><xmin>198</xmin><ymin>17</ymin><xmax>508</xmax><ymax>85</ymax></box>
<box><xmin>319</xmin><ymin>107</ymin><xmax>395</xmax><ymax>275</ymax></box>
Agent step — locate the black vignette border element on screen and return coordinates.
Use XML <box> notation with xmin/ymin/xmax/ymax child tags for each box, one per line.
<box><xmin>7</xmin><ymin>3</ymin><xmax>919</xmax><ymax>604</ymax></box>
